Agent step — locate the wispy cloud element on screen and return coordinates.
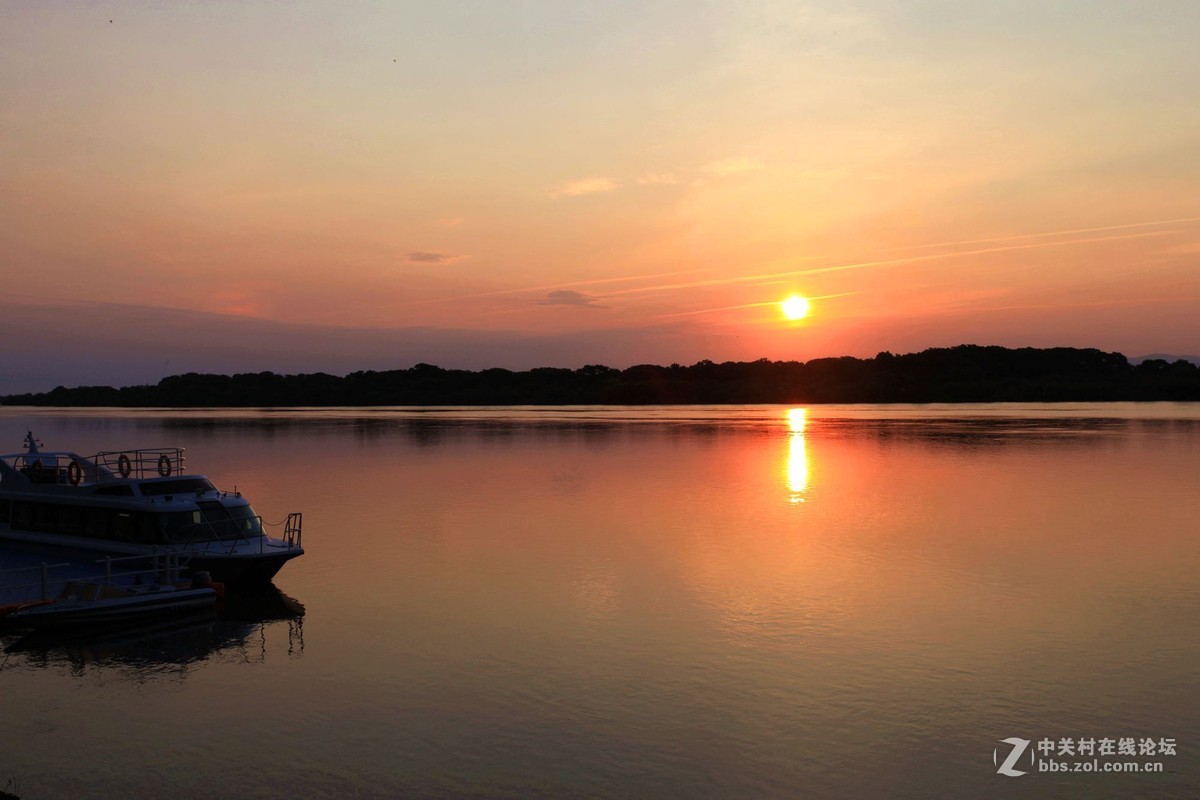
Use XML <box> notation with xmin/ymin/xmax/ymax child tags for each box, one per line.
<box><xmin>536</xmin><ymin>290</ymin><xmax>606</xmax><ymax>308</ymax></box>
<box><xmin>553</xmin><ymin>157</ymin><xmax>764</xmax><ymax>199</ymax></box>
<box><xmin>407</xmin><ymin>251</ymin><xmax>463</xmax><ymax>264</ymax></box>
<box><xmin>435</xmin><ymin>217</ymin><xmax>464</xmax><ymax>228</ymax></box>
<box><xmin>553</xmin><ymin>177</ymin><xmax>619</xmax><ymax>197</ymax></box>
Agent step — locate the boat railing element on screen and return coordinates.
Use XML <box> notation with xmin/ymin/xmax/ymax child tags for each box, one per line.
<box><xmin>0</xmin><ymin>554</ymin><xmax>194</xmax><ymax>603</ymax></box>
<box><xmin>10</xmin><ymin>452</ymin><xmax>92</xmax><ymax>485</ymax></box>
<box><xmin>94</xmin><ymin>448</ymin><xmax>186</xmax><ymax>481</ymax></box>
<box><xmin>93</xmin><ymin>553</ymin><xmax>193</xmax><ymax>585</ymax></box>
<box><xmin>10</xmin><ymin>447</ymin><xmax>186</xmax><ymax>485</ymax></box>
<box><xmin>283</xmin><ymin>512</ymin><xmax>303</xmax><ymax>550</ymax></box>
<box><xmin>0</xmin><ymin>561</ymin><xmax>74</xmax><ymax>602</ymax></box>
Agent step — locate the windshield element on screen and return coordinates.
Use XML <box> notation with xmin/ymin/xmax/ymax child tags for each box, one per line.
<box><xmin>161</xmin><ymin>502</ymin><xmax>263</xmax><ymax>542</ymax></box>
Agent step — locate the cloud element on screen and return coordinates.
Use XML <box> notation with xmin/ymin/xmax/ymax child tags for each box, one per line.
<box><xmin>435</xmin><ymin>217</ymin><xmax>464</xmax><ymax>228</ymax></box>
<box><xmin>407</xmin><ymin>251</ymin><xmax>462</xmax><ymax>264</ymax></box>
<box><xmin>552</xmin><ymin>160</ymin><xmax>763</xmax><ymax>198</ymax></box>
<box><xmin>699</xmin><ymin>156</ymin><xmax>765</xmax><ymax>177</ymax></box>
<box><xmin>553</xmin><ymin>177</ymin><xmax>619</xmax><ymax>197</ymax></box>
<box><xmin>536</xmin><ymin>290</ymin><xmax>606</xmax><ymax>308</ymax></box>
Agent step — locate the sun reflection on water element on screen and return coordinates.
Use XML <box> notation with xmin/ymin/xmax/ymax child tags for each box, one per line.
<box><xmin>785</xmin><ymin>408</ymin><xmax>809</xmax><ymax>503</ymax></box>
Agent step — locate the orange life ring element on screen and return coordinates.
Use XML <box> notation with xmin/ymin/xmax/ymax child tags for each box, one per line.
<box><xmin>157</xmin><ymin>454</ymin><xmax>172</xmax><ymax>477</ymax></box>
<box><xmin>68</xmin><ymin>460</ymin><xmax>83</xmax><ymax>485</ymax></box>
<box><xmin>117</xmin><ymin>453</ymin><xmax>132</xmax><ymax>478</ymax></box>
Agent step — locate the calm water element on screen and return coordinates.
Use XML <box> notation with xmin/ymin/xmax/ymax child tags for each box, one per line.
<box><xmin>1</xmin><ymin>404</ymin><xmax>1198</xmax><ymax>799</ymax></box>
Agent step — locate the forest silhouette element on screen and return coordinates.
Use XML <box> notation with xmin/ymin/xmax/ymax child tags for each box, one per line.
<box><xmin>4</xmin><ymin>346</ymin><xmax>1199</xmax><ymax>407</ymax></box>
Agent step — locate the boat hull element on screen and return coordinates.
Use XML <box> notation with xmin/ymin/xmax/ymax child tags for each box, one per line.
<box><xmin>0</xmin><ymin>528</ymin><xmax>303</xmax><ymax>585</ymax></box>
<box><xmin>185</xmin><ymin>549</ymin><xmax>304</xmax><ymax>584</ymax></box>
<box><xmin>4</xmin><ymin>587</ymin><xmax>218</xmax><ymax>631</ymax></box>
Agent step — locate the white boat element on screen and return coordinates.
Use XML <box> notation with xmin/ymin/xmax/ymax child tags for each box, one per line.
<box><xmin>0</xmin><ymin>432</ymin><xmax>303</xmax><ymax>584</ymax></box>
<box><xmin>0</xmin><ymin>577</ymin><xmax>218</xmax><ymax>631</ymax></box>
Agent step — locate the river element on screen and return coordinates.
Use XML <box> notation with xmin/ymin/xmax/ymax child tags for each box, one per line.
<box><xmin>1</xmin><ymin>404</ymin><xmax>1197</xmax><ymax>799</ymax></box>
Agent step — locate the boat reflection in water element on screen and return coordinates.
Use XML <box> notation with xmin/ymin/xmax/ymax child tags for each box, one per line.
<box><xmin>1</xmin><ymin>584</ymin><xmax>305</xmax><ymax>675</ymax></box>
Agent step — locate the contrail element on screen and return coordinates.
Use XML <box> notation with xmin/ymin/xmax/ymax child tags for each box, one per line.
<box><xmin>568</xmin><ymin>215</ymin><xmax>1190</xmax><ymax>299</ymax></box>
<box><xmin>599</xmin><ymin>230</ymin><xmax>1173</xmax><ymax>298</ymax></box>
<box><xmin>867</xmin><ymin>214</ymin><xmax>1200</xmax><ymax>254</ymax></box>
<box><xmin>391</xmin><ymin>216</ymin><xmax>1192</xmax><ymax>310</ymax></box>
<box><xmin>825</xmin><ymin>291</ymin><xmax>1180</xmax><ymax>324</ymax></box>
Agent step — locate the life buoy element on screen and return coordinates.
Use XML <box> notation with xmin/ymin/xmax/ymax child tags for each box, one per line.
<box><xmin>117</xmin><ymin>453</ymin><xmax>132</xmax><ymax>478</ymax></box>
<box><xmin>157</xmin><ymin>454</ymin><xmax>172</xmax><ymax>477</ymax></box>
<box><xmin>68</xmin><ymin>460</ymin><xmax>83</xmax><ymax>486</ymax></box>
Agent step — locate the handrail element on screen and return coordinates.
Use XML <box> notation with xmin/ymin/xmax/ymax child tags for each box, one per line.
<box><xmin>0</xmin><ymin>561</ymin><xmax>73</xmax><ymax>578</ymax></box>
<box><xmin>10</xmin><ymin>447</ymin><xmax>186</xmax><ymax>485</ymax></box>
<box><xmin>0</xmin><ymin>554</ymin><xmax>193</xmax><ymax>602</ymax></box>
<box><xmin>284</xmin><ymin>513</ymin><xmax>303</xmax><ymax>549</ymax></box>
<box><xmin>94</xmin><ymin>448</ymin><xmax>186</xmax><ymax>481</ymax></box>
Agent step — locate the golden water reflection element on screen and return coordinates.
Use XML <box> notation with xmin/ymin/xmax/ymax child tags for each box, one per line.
<box><xmin>785</xmin><ymin>407</ymin><xmax>809</xmax><ymax>503</ymax></box>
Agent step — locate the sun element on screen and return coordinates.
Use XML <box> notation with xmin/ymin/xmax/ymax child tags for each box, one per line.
<box><xmin>781</xmin><ymin>294</ymin><xmax>810</xmax><ymax>321</ymax></box>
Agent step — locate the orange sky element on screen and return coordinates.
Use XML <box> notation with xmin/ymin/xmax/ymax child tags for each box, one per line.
<box><xmin>2</xmin><ymin>2</ymin><xmax>1199</xmax><ymax>392</ymax></box>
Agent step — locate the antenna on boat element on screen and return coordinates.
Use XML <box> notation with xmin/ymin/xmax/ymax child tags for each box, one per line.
<box><xmin>24</xmin><ymin>430</ymin><xmax>41</xmax><ymax>454</ymax></box>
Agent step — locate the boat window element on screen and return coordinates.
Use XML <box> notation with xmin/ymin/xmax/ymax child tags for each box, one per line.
<box><xmin>161</xmin><ymin>502</ymin><xmax>258</xmax><ymax>542</ymax></box>
<box><xmin>228</xmin><ymin>505</ymin><xmax>263</xmax><ymax>536</ymax></box>
<box><xmin>11</xmin><ymin>502</ymin><xmax>32</xmax><ymax>529</ymax></box>
<box><xmin>161</xmin><ymin>511</ymin><xmax>204</xmax><ymax>543</ymax></box>
<box><xmin>138</xmin><ymin>478</ymin><xmax>216</xmax><ymax>496</ymax></box>
<box><xmin>199</xmin><ymin>501</ymin><xmax>241</xmax><ymax>540</ymax></box>
<box><xmin>112</xmin><ymin>512</ymin><xmax>136</xmax><ymax>541</ymax></box>
<box><xmin>85</xmin><ymin>508</ymin><xmax>110</xmax><ymax>538</ymax></box>
<box><xmin>20</xmin><ymin>503</ymin><xmax>85</xmax><ymax>536</ymax></box>
<box><xmin>6</xmin><ymin>501</ymin><xmax>166</xmax><ymax>544</ymax></box>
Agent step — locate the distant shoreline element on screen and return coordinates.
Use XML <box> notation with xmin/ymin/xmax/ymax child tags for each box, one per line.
<box><xmin>5</xmin><ymin>345</ymin><xmax>1200</xmax><ymax>407</ymax></box>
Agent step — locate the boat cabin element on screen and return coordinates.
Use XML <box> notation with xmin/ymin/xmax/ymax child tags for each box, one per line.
<box><xmin>0</xmin><ymin>435</ymin><xmax>265</xmax><ymax>547</ymax></box>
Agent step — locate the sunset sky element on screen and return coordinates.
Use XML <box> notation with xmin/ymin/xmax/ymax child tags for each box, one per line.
<box><xmin>3</xmin><ymin>1</ymin><xmax>1199</xmax><ymax>393</ymax></box>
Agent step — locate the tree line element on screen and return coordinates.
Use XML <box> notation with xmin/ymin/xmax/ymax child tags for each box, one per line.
<box><xmin>4</xmin><ymin>346</ymin><xmax>1200</xmax><ymax>407</ymax></box>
